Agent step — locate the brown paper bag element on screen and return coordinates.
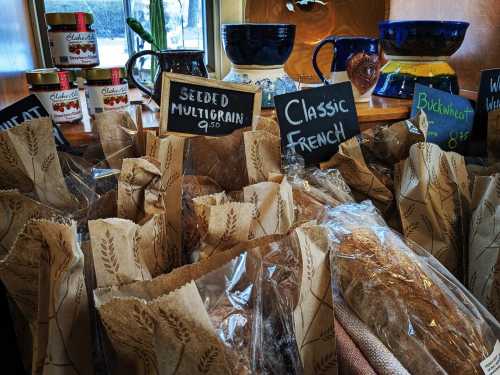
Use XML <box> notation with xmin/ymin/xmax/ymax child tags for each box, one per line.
<box><xmin>293</xmin><ymin>224</ymin><xmax>337</xmax><ymax>375</ymax></box>
<box><xmin>321</xmin><ymin>136</ymin><xmax>394</xmax><ymax>208</ymax></box>
<box><xmin>137</xmin><ymin>214</ymin><xmax>170</xmax><ymax>277</ymax></box>
<box><xmin>192</xmin><ymin>177</ymin><xmax>295</xmax><ymax>259</ymax></box>
<box><xmin>244</xmin><ymin>130</ymin><xmax>281</xmax><ymax>184</ymax></box>
<box><xmin>0</xmin><ymin>219</ymin><xmax>93</xmax><ymax>375</ymax></box>
<box><xmin>147</xmin><ymin>130</ymin><xmax>252</xmax><ymax>264</ymax></box>
<box><xmin>145</xmin><ymin>130</ymin><xmax>160</xmax><ymax>158</ymax></box>
<box><xmin>320</xmin><ymin>111</ymin><xmax>428</xmax><ymax>212</ymax></box>
<box><xmin>199</xmin><ymin>202</ymin><xmax>253</xmax><ymax>259</ymax></box>
<box><xmin>0</xmin><ymin>190</ymin><xmax>58</xmax><ymax>255</ymax></box>
<box><xmin>89</xmin><ymin>218</ymin><xmax>152</xmax><ymax>288</ymax></box>
<box><xmin>396</xmin><ymin>142</ymin><xmax>471</xmax><ymax>278</ymax></box>
<box><xmin>0</xmin><ymin>118</ymin><xmax>77</xmax><ymax>210</ymax></box>
<box><xmin>488</xmin><ymin>109</ymin><xmax>500</xmax><ymax>162</ymax></box>
<box><xmin>94</xmin><ymin>111</ymin><xmax>138</xmax><ymax>169</ymax></box>
<box><xmin>243</xmin><ymin>177</ymin><xmax>294</xmax><ymax>239</ymax></box>
<box><xmin>468</xmin><ymin>174</ymin><xmax>500</xmax><ymax>320</ymax></box>
<box><xmin>94</xmin><ymin>241</ymin><xmax>261</xmax><ymax>375</ymax></box>
<box><xmin>182</xmin><ymin>176</ymin><xmax>223</xmax><ymax>260</ymax></box>
<box><xmin>96</xmin><ymin>281</ymin><xmax>232</xmax><ymax>375</ymax></box>
<box><xmin>255</xmin><ymin>115</ymin><xmax>280</xmax><ymax>135</ymax></box>
<box><xmin>156</xmin><ymin>136</ymin><xmax>186</xmax><ymax>269</ymax></box>
<box><xmin>192</xmin><ymin>192</ymin><xmax>231</xmax><ymax>240</ymax></box>
<box><xmin>95</xmin><ymin>225</ymin><xmax>335</xmax><ymax>375</ymax></box>
<box><xmin>359</xmin><ymin>110</ymin><xmax>428</xmax><ymax>165</ymax></box>
<box><xmin>117</xmin><ymin>157</ymin><xmax>162</xmax><ymax>221</ymax></box>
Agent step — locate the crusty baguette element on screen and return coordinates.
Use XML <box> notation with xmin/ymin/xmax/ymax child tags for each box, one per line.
<box><xmin>334</xmin><ymin>226</ymin><xmax>496</xmax><ymax>375</ymax></box>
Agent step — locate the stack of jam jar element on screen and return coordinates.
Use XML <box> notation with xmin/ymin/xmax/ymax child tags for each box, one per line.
<box><xmin>26</xmin><ymin>12</ymin><xmax>130</xmax><ymax>125</ymax></box>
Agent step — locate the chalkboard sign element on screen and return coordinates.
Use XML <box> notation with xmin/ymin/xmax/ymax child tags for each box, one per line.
<box><xmin>478</xmin><ymin>69</ymin><xmax>500</xmax><ymax>114</ymax></box>
<box><xmin>411</xmin><ymin>84</ymin><xmax>474</xmax><ymax>152</ymax></box>
<box><xmin>160</xmin><ymin>73</ymin><xmax>261</xmax><ymax>136</ymax></box>
<box><xmin>0</xmin><ymin>94</ymin><xmax>68</xmax><ymax>147</ymax></box>
<box><xmin>275</xmin><ymin>81</ymin><xmax>359</xmax><ymax>165</ymax></box>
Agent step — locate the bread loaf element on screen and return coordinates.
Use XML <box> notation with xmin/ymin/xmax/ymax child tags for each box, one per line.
<box><xmin>334</xmin><ymin>225</ymin><xmax>496</xmax><ymax>375</ymax></box>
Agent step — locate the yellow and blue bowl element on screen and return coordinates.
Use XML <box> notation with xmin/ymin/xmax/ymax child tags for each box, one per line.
<box><xmin>374</xmin><ymin>20</ymin><xmax>469</xmax><ymax>99</ymax></box>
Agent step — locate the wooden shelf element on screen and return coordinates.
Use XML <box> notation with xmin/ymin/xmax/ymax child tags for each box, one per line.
<box><xmin>63</xmin><ymin>89</ymin><xmax>412</xmax><ymax>146</ymax></box>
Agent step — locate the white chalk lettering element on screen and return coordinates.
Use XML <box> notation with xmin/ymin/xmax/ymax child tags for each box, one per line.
<box><xmin>179</xmin><ymin>87</ymin><xmax>189</xmax><ymax>101</ymax></box>
<box><xmin>285</xmin><ymin>99</ymin><xmax>302</xmax><ymax>125</ymax></box>
<box><xmin>286</xmin><ymin>122</ymin><xmax>346</xmax><ymax>154</ymax></box>
<box><xmin>490</xmin><ymin>75</ymin><xmax>500</xmax><ymax>93</ymax></box>
<box><xmin>221</xmin><ymin>94</ymin><xmax>229</xmax><ymax>107</ymax></box>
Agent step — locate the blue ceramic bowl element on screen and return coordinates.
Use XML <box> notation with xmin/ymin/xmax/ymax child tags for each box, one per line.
<box><xmin>379</xmin><ymin>20</ymin><xmax>469</xmax><ymax>56</ymax></box>
<box><xmin>222</xmin><ymin>23</ymin><xmax>296</xmax><ymax>66</ymax></box>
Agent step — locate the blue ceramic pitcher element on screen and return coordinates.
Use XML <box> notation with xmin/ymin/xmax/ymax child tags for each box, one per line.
<box><xmin>312</xmin><ymin>36</ymin><xmax>380</xmax><ymax>102</ymax></box>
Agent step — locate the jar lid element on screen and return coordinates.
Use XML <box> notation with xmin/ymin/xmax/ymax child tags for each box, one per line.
<box><xmin>26</xmin><ymin>69</ymin><xmax>77</xmax><ymax>85</ymax></box>
<box><xmin>83</xmin><ymin>67</ymin><xmax>127</xmax><ymax>81</ymax></box>
<box><xmin>45</xmin><ymin>12</ymin><xmax>94</xmax><ymax>26</ymax></box>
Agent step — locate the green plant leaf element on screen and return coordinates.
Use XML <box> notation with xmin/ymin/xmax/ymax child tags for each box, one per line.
<box><xmin>126</xmin><ymin>17</ymin><xmax>159</xmax><ymax>50</ymax></box>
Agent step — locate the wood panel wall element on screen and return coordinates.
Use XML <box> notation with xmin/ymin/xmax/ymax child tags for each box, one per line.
<box><xmin>390</xmin><ymin>0</ymin><xmax>500</xmax><ymax>92</ymax></box>
<box><xmin>0</xmin><ymin>0</ymin><xmax>38</xmax><ymax>109</ymax></box>
<box><xmin>245</xmin><ymin>0</ymin><xmax>389</xmax><ymax>84</ymax></box>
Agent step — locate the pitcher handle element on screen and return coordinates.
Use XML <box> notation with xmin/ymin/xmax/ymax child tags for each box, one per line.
<box><xmin>312</xmin><ymin>36</ymin><xmax>336</xmax><ymax>85</ymax></box>
<box><xmin>126</xmin><ymin>50</ymin><xmax>159</xmax><ymax>98</ymax></box>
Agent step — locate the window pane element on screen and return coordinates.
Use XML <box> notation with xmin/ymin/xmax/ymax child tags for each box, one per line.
<box><xmin>131</xmin><ymin>0</ymin><xmax>205</xmax><ymax>50</ymax></box>
<box><xmin>44</xmin><ymin>0</ymin><xmax>129</xmax><ymax>67</ymax></box>
<box><xmin>129</xmin><ymin>0</ymin><xmax>207</xmax><ymax>85</ymax></box>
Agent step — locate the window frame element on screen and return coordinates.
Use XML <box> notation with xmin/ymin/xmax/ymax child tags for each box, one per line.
<box><xmin>32</xmin><ymin>0</ymin><xmax>216</xmax><ymax>72</ymax></box>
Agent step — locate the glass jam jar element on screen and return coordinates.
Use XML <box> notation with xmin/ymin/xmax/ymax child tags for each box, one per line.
<box><xmin>26</xmin><ymin>69</ymin><xmax>83</xmax><ymax>124</ymax></box>
<box><xmin>46</xmin><ymin>12</ymin><xmax>99</xmax><ymax>68</ymax></box>
<box><xmin>84</xmin><ymin>67</ymin><xmax>129</xmax><ymax>116</ymax></box>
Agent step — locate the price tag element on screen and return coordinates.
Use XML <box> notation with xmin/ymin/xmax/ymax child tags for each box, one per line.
<box><xmin>160</xmin><ymin>73</ymin><xmax>261</xmax><ymax>136</ymax></box>
<box><xmin>411</xmin><ymin>83</ymin><xmax>474</xmax><ymax>152</ymax></box>
<box><xmin>478</xmin><ymin>69</ymin><xmax>500</xmax><ymax>114</ymax></box>
<box><xmin>480</xmin><ymin>340</ymin><xmax>500</xmax><ymax>375</ymax></box>
<box><xmin>274</xmin><ymin>81</ymin><xmax>360</xmax><ymax>165</ymax></box>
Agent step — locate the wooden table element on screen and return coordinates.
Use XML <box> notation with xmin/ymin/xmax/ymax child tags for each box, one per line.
<box><xmin>63</xmin><ymin>88</ymin><xmax>412</xmax><ymax>146</ymax></box>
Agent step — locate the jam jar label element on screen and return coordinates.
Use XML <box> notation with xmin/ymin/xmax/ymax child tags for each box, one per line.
<box><xmin>35</xmin><ymin>89</ymin><xmax>82</xmax><ymax>123</ymax></box>
<box><xmin>85</xmin><ymin>84</ymin><xmax>129</xmax><ymax>116</ymax></box>
<box><xmin>48</xmin><ymin>31</ymin><xmax>99</xmax><ymax>66</ymax></box>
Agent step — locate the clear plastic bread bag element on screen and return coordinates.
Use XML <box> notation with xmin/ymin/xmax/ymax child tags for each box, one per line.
<box><xmin>194</xmin><ymin>236</ymin><xmax>304</xmax><ymax>375</ymax></box>
<box><xmin>325</xmin><ymin>200</ymin><xmax>500</xmax><ymax>375</ymax></box>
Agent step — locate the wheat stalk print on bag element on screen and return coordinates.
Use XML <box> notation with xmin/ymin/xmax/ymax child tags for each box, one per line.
<box><xmin>190</xmin><ymin>176</ymin><xmax>295</xmax><ymax>260</ymax></box>
<box><xmin>95</xmin><ymin>282</ymin><xmax>232</xmax><ymax>375</ymax></box>
<box><xmin>244</xmin><ymin>130</ymin><xmax>281</xmax><ymax>184</ymax></box>
<box><xmin>243</xmin><ymin>177</ymin><xmax>294</xmax><ymax>238</ymax></box>
<box><xmin>0</xmin><ymin>118</ymin><xmax>76</xmax><ymax>210</ymax></box>
<box><xmin>469</xmin><ymin>174</ymin><xmax>500</xmax><ymax>320</ymax></box>
<box><xmin>89</xmin><ymin>218</ymin><xmax>152</xmax><ymax>288</ymax></box>
<box><xmin>117</xmin><ymin>157</ymin><xmax>162</xmax><ymax>221</ymax></box>
<box><xmin>321</xmin><ymin>136</ymin><xmax>394</xmax><ymax>209</ymax></box>
<box><xmin>94</xmin><ymin>111</ymin><xmax>138</xmax><ymax>170</ymax></box>
<box><xmin>94</xmin><ymin>222</ymin><xmax>336</xmax><ymax>375</ymax></box>
<box><xmin>396</xmin><ymin>142</ymin><xmax>471</xmax><ymax>278</ymax></box>
<box><xmin>0</xmin><ymin>191</ymin><xmax>58</xmax><ymax>256</ymax></box>
<box><xmin>199</xmin><ymin>203</ymin><xmax>252</xmax><ymax>258</ymax></box>
<box><xmin>0</xmin><ymin>219</ymin><xmax>94</xmax><ymax>375</ymax></box>
<box><xmin>138</xmin><ymin>213</ymin><xmax>169</xmax><ymax>276</ymax></box>
<box><xmin>320</xmin><ymin>110</ymin><xmax>428</xmax><ymax>216</ymax></box>
<box><xmin>293</xmin><ymin>225</ymin><xmax>336</xmax><ymax>375</ymax></box>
